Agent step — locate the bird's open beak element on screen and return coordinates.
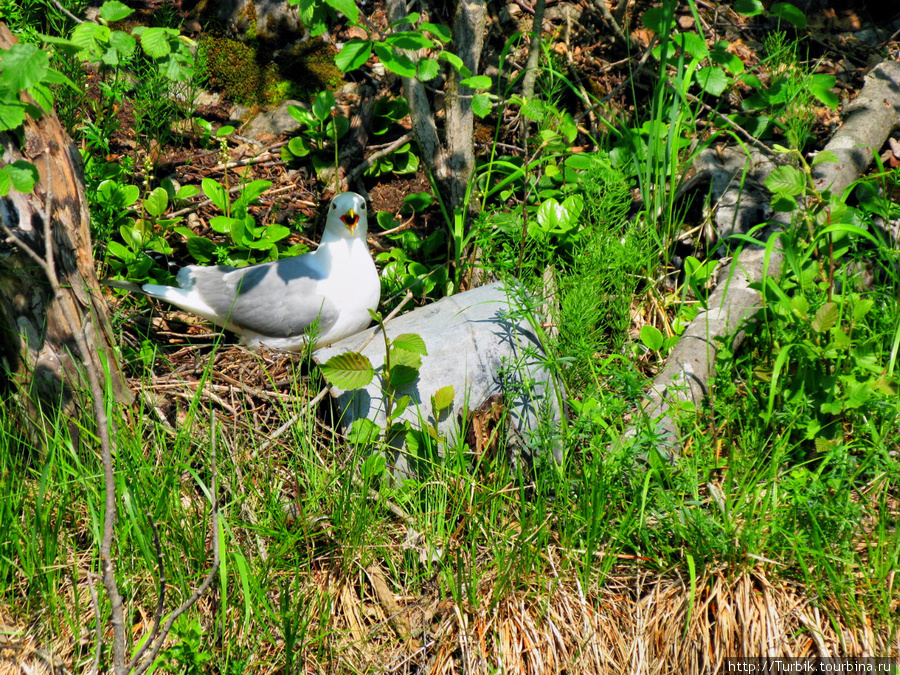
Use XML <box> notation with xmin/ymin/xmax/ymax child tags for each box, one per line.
<box><xmin>340</xmin><ymin>209</ymin><xmax>359</xmax><ymax>234</ymax></box>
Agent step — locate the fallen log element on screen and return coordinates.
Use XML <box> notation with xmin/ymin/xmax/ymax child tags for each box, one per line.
<box><xmin>618</xmin><ymin>59</ymin><xmax>900</xmax><ymax>458</ymax></box>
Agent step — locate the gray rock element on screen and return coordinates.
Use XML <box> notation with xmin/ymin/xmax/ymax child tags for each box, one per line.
<box><xmin>240</xmin><ymin>100</ymin><xmax>305</xmax><ymax>141</ymax></box>
<box><xmin>315</xmin><ymin>282</ymin><xmax>566</xmax><ymax>480</ymax></box>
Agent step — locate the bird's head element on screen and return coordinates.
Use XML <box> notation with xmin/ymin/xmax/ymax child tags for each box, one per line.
<box><xmin>326</xmin><ymin>191</ymin><xmax>368</xmax><ymax>238</ymax></box>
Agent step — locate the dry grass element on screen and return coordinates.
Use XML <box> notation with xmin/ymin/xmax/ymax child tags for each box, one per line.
<box><xmin>2</xmin><ymin>559</ymin><xmax>896</xmax><ymax>674</ymax></box>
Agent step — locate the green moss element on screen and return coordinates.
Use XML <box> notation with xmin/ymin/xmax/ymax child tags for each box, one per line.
<box><xmin>275</xmin><ymin>38</ymin><xmax>344</xmax><ymax>101</ymax></box>
<box><xmin>198</xmin><ymin>35</ymin><xmax>344</xmax><ymax>107</ymax></box>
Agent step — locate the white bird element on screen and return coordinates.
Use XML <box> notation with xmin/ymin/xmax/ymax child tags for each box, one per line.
<box><xmin>137</xmin><ymin>191</ymin><xmax>380</xmax><ymax>351</ymax></box>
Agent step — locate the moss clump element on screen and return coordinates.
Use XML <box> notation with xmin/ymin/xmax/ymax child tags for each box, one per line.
<box><xmin>199</xmin><ymin>35</ymin><xmax>280</xmax><ymax>105</ymax></box>
<box><xmin>198</xmin><ymin>35</ymin><xmax>344</xmax><ymax>107</ymax></box>
<box><xmin>275</xmin><ymin>38</ymin><xmax>344</xmax><ymax>101</ymax></box>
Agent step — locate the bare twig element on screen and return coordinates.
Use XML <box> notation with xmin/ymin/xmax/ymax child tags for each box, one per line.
<box><xmin>589</xmin><ymin>0</ymin><xmax>632</xmax><ymax>47</ymax></box>
<box><xmin>87</xmin><ymin>572</ymin><xmax>102</xmax><ymax>675</ymax></box>
<box><xmin>681</xmin><ymin>88</ymin><xmax>777</xmax><ymax>158</ymax></box>
<box><xmin>344</xmin><ymin>132</ymin><xmax>414</xmax><ymax>186</ymax></box>
<box><xmin>520</xmin><ymin>0</ymin><xmax>546</xmax><ymax>104</ymax></box>
<box><xmin>375</xmin><ymin>214</ymin><xmax>416</xmax><ymax>237</ymax></box>
<box><xmin>128</xmin><ymin>513</ymin><xmax>166</xmax><ymax>670</ymax></box>
<box><xmin>49</xmin><ymin>0</ymin><xmax>84</xmax><ymax>24</ymax></box>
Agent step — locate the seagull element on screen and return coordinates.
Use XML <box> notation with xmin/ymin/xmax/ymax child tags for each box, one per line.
<box><xmin>136</xmin><ymin>191</ymin><xmax>380</xmax><ymax>351</ymax></box>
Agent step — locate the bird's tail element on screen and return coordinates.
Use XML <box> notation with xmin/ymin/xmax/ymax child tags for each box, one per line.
<box><xmin>102</xmin><ymin>279</ymin><xmax>146</xmax><ymax>294</ymax></box>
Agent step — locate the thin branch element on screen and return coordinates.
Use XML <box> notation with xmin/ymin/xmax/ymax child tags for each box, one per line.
<box><xmin>344</xmin><ymin>133</ymin><xmax>414</xmax><ymax>186</ymax></box>
<box><xmin>589</xmin><ymin>0</ymin><xmax>633</xmax><ymax>48</ymax></box>
<box><xmin>49</xmin><ymin>0</ymin><xmax>84</xmax><ymax>24</ymax></box>
<box><xmin>87</xmin><ymin>572</ymin><xmax>102</xmax><ymax>675</ymax></box>
<box><xmin>520</xmin><ymin>0</ymin><xmax>546</xmax><ymax>102</ymax></box>
<box><xmin>127</xmin><ymin>513</ymin><xmax>166</xmax><ymax>670</ymax></box>
<box><xmin>252</xmin><ymin>385</ymin><xmax>330</xmax><ymax>458</ymax></box>
<box><xmin>374</xmin><ymin>214</ymin><xmax>416</xmax><ymax>237</ymax></box>
<box><xmin>681</xmin><ymin>88</ymin><xmax>777</xmax><ymax>158</ymax></box>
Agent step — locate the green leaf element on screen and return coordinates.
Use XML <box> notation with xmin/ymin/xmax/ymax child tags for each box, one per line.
<box><xmin>766</xmin><ymin>165</ymin><xmax>806</xmax><ymax>196</ymax></box>
<box><xmin>678</xmin><ymin>32</ymin><xmax>708</xmax><ymax>58</ymax></box>
<box><xmin>202</xmin><ymin>178</ymin><xmax>229</xmax><ymax>213</ymax></box>
<box><xmin>209</xmin><ymin>215</ymin><xmax>236</xmax><ymax>234</ymax></box>
<box><xmin>0</xmin><ymin>43</ymin><xmax>49</xmax><ymax>91</ymax></box>
<box><xmin>289</xmin><ymin>105</ymin><xmax>317</xmax><ymax>130</ymax></box>
<box><xmin>137</xmin><ymin>27</ymin><xmax>174</xmax><ymax>59</ymax></box>
<box><xmin>518</xmin><ymin>96</ymin><xmax>545</xmax><ymax>122</ymax></box>
<box><xmin>312</xmin><ymin>89</ymin><xmax>335</xmax><ymax>121</ymax></box>
<box><xmin>388</xmin><ymin>364</ymin><xmax>419</xmax><ymax>389</ymax></box>
<box><xmin>392</xmin><ymin>333</ymin><xmax>427</xmax><ymax>355</ymax></box>
<box><xmin>640</xmin><ymin>324</ymin><xmax>664</xmax><ymax>351</ymax></box>
<box><xmin>320</xmin><ymin>352</ymin><xmax>375</xmax><ymax>389</ymax></box>
<box><xmin>696</xmin><ymin>67</ymin><xmax>728</xmax><ymax>96</ymax></box>
<box><xmin>71</xmin><ymin>22</ymin><xmax>110</xmax><ymax>57</ymax></box>
<box><xmin>108</xmin><ymin>30</ymin><xmax>137</xmax><ymax>58</ymax></box>
<box><xmin>438</xmin><ymin>51</ymin><xmax>469</xmax><ymax>77</ymax></box>
<box><xmin>288</xmin><ymin>136</ymin><xmax>311</xmax><ymax>157</ymax></box>
<box><xmin>417</xmin><ymin>57</ymin><xmax>440</xmax><ymax>81</ymax></box>
<box><xmin>106</xmin><ymin>240</ymin><xmax>131</xmax><ymax>260</ymax></box>
<box><xmin>385</xmin><ymin>31</ymin><xmax>434</xmax><ymax>51</ymax></box>
<box><xmin>374</xmin><ymin>43</ymin><xmax>417</xmax><ymax>78</ymax></box>
<box><xmin>324</xmin><ymin>0</ymin><xmax>359</xmax><ymax>22</ymax></box>
<box><xmin>641</xmin><ymin>6</ymin><xmax>675</xmax><ymax>33</ymax></box>
<box><xmin>853</xmin><ymin>298</ymin><xmax>874</xmax><ymax>321</ymax></box>
<box><xmin>325</xmin><ymin>115</ymin><xmax>350</xmax><ymax>139</ymax></box>
<box><xmin>361</xmin><ymin>453</ymin><xmax>386</xmax><ymax>477</ymax></box>
<box><xmin>335</xmin><ymin>38</ymin><xmax>372</xmax><ymax>72</ymax></box>
<box><xmin>0</xmin><ymin>103</ymin><xmax>26</xmax><ymax>131</ymax></box>
<box><xmin>347</xmin><ymin>418</ymin><xmax>380</xmax><ymax>445</ymax></box>
<box><xmin>810</xmin><ymin>84</ymin><xmax>839</xmax><ymax>109</ymax></box>
<box><xmin>420</xmin><ymin>22</ymin><xmax>451</xmax><ymax>42</ymax></box>
<box><xmin>709</xmin><ymin>42</ymin><xmax>744</xmax><ymax>75</ymax></box>
<box><xmin>401</xmin><ymin>192</ymin><xmax>433</xmax><ymax>213</ymax></box>
<box><xmin>770</xmin><ymin>194</ymin><xmax>797</xmax><ymax>212</ymax></box>
<box><xmin>471</xmin><ymin>93</ymin><xmax>493</xmax><ymax>119</ymax></box>
<box><xmin>432</xmin><ymin>384</ymin><xmax>454</xmax><ymax>413</ymax></box>
<box><xmin>811</xmin><ymin>302</ymin><xmax>838</xmax><ymax>333</ymax></box>
<box><xmin>790</xmin><ymin>295</ymin><xmax>809</xmax><ymax>317</ymax></box>
<box><xmin>0</xmin><ymin>161</ymin><xmax>39</xmax><ymax>196</ymax></box>
<box><xmin>99</xmin><ymin>0</ymin><xmax>133</xmax><ymax>23</ymax></box>
<box><xmin>460</xmin><ymin>75</ymin><xmax>491</xmax><ymax>90</ymax></box>
<box><xmin>770</xmin><ymin>3</ymin><xmax>807</xmax><ymax>28</ymax></box>
<box><xmin>187</xmin><ymin>236</ymin><xmax>216</xmax><ymax>263</ymax></box>
<box><xmin>812</xmin><ymin>150</ymin><xmax>839</xmax><ymax>167</ymax></box>
<box><xmin>176</xmin><ymin>184</ymin><xmax>201</xmax><ymax>200</ymax></box>
<box><xmin>143</xmin><ymin>187</ymin><xmax>169</xmax><ymax>218</ymax></box>
<box><xmin>26</xmin><ymin>83</ymin><xmax>53</xmax><ymax>113</ymax></box>
<box><xmin>237</xmin><ymin>179</ymin><xmax>272</xmax><ymax>206</ymax></box>
<box><xmin>733</xmin><ymin>0</ymin><xmax>764</xmax><ymax>15</ymax></box>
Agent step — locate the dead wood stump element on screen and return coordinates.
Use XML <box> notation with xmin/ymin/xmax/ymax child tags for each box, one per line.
<box><xmin>0</xmin><ymin>24</ymin><xmax>131</xmax><ymax>441</ymax></box>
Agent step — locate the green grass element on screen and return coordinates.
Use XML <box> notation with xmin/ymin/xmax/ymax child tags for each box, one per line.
<box><xmin>3</xmin><ymin>0</ymin><xmax>900</xmax><ymax>670</ymax></box>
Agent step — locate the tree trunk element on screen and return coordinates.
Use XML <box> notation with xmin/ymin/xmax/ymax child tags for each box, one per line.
<box><xmin>385</xmin><ymin>0</ymin><xmax>486</xmax><ymax>217</ymax></box>
<box><xmin>0</xmin><ymin>24</ymin><xmax>131</xmax><ymax>438</ymax></box>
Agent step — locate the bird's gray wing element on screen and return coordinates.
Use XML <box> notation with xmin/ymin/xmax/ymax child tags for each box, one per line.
<box><xmin>180</xmin><ymin>257</ymin><xmax>340</xmax><ymax>338</ymax></box>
